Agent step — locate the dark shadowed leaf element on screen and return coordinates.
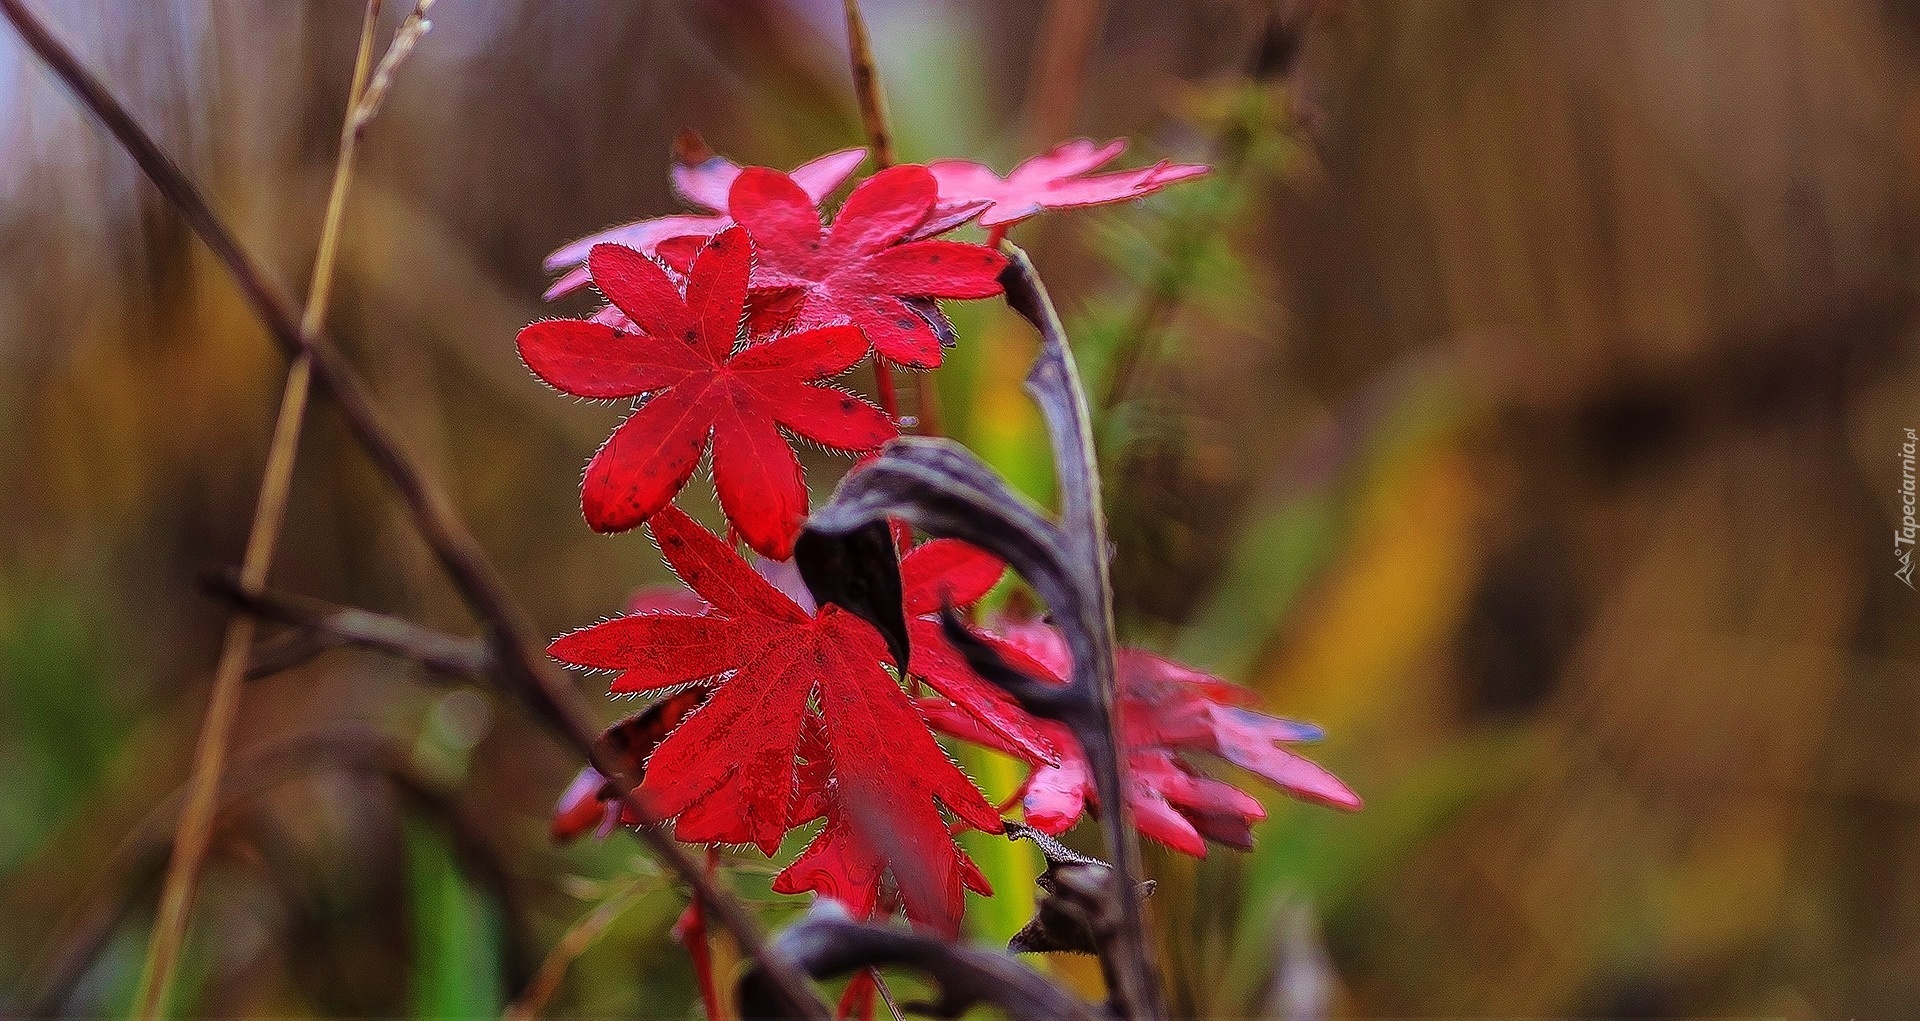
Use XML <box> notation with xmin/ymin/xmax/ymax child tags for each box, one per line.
<box><xmin>1006</xmin><ymin>821</ymin><xmax>1157</xmax><ymax>957</ymax></box>
<box><xmin>794</xmin><ymin>519</ymin><xmax>909</xmax><ymax>672</ymax></box>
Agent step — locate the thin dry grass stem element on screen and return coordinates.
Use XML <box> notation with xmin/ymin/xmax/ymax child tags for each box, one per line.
<box><xmin>351</xmin><ymin>0</ymin><xmax>434</xmax><ymax>137</ymax></box>
<box><xmin>33</xmin><ymin>728</ymin><xmax>537</xmax><ymax>1017</ymax></box>
<box><xmin>0</xmin><ymin>5</ymin><xmax>829</xmax><ymax>1016</ymax></box>
<box><xmin>841</xmin><ymin>0</ymin><xmax>944</xmax><ymax>437</ymax></box>
<box><xmin>130</xmin><ymin>4</ymin><xmax>385</xmax><ymax>1015</ymax></box>
<box><xmin>502</xmin><ymin>875</ymin><xmax>656</xmax><ymax>1021</ymax></box>
<box><xmin>872</xmin><ymin>969</ymin><xmax>905</xmax><ymax>1021</ymax></box>
<box><xmin>842</xmin><ymin>0</ymin><xmax>894</xmax><ymax>168</ymax></box>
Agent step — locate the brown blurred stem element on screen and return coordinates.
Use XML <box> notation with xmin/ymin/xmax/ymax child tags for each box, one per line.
<box><xmin>27</xmin><ymin>728</ymin><xmax>537</xmax><ymax>1018</ymax></box>
<box><xmin>842</xmin><ymin>0</ymin><xmax>895</xmax><ymax>167</ymax></box>
<box><xmin>131</xmin><ymin>4</ymin><xmax>384</xmax><ymax>1014</ymax></box>
<box><xmin>206</xmin><ymin>573</ymin><xmax>494</xmax><ymax>681</ymax></box>
<box><xmin>0</xmin><ymin>3</ymin><xmax>830</xmax><ymax>1018</ymax></box>
<box><xmin>841</xmin><ymin>0</ymin><xmax>945</xmax><ymax>438</ymax></box>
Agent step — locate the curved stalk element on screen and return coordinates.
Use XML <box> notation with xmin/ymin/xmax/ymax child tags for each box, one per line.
<box><xmin>130</xmin><ymin>5</ymin><xmax>385</xmax><ymax>1014</ymax></box>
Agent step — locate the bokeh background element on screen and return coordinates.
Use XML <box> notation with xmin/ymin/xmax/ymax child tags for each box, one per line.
<box><xmin>3</xmin><ymin>1</ymin><xmax>1919</xmax><ymax>1018</ymax></box>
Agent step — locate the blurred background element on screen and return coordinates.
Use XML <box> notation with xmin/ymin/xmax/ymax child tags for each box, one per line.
<box><xmin>3</xmin><ymin>0</ymin><xmax>1918</xmax><ymax>1018</ymax></box>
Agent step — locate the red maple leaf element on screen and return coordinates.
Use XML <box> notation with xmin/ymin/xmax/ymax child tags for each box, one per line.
<box><xmin>543</xmin><ymin>146</ymin><xmax>867</xmax><ymax>300</ymax></box>
<box><xmin>724</xmin><ymin>164</ymin><xmax>1008</xmax><ymax>369</ymax></box>
<box><xmin>516</xmin><ymin>226</ymin><xmax>895</xmax><ymax>558</ymax></box>
<box><xmin>927</xmin><ymin>138</ymin><xmax>1209</xmax><ymax>233</ymax></box>
<box><xmin>772</xmin><ymin>717</ymin><xmax>992</xmax><ymax>935</ymax></box>
<box><xmin>895</xmin><ymin>540</ymin><xmax>1060</xmax><ymax>765</ymax></box>
<box><xmin>547</xmin><ymin>505</ymin><xmax>1005</xmax><ymax>928</ymax></box>
<box><xmin>922</xmin><ymin>617</ymin><xmax>1359</xmax><ymax>857</ymax></box>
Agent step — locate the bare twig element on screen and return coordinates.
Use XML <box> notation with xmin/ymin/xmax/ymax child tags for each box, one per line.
<box><xmin>206</xmin><ymin>573</ymin><xmax>493</xmax><ymax>681</ymax></box>
<box><xmin>243</xmin><ymin>628</ymin><xmax>340</xmax><ymax>681</ymax></box>
<box><xmin>0</xmin><ymin>4</ymin><xmax>828</xmax><ymax>1017</ymax></box>
<box><xmin>132</xmin><ymin>4</ymin><xmax>385</xmax><ymax>1013</ymax></box>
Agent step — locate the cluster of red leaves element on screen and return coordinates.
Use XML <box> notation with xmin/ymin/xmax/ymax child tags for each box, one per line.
<box><xmin>522</xmin><ymin>227</ymin><xmax>896</xmax><ymax>555</ymax></box>
<box><xmin>529</xmin><ymin>139</ymin><xmax>1348</xmax><ymax>943</ymax></box>
<box><xmin>921</xmin><ymin>617</ymin><xmax>1360</xmax><ymax>857</ymax></box>
<box><xmin>550</xmin><ymin>506</ymin><xmax>1023</xmax><ymax>933</ymax></box>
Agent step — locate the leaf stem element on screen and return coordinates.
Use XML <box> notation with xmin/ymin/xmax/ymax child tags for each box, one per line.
<box><xmin>1001</xmin><ymin>247</ymin><xmax>1163</xmax><ymax>1021</ymax></box>
<box><xmin>873</xmin><ymin>355</ymin><xmax>902</xmax><ymax>422</ymax></box>
<box><xmin>204</xmin><ymin>574</ymin><xmax>492</xmax><ymax>681</ymax></box>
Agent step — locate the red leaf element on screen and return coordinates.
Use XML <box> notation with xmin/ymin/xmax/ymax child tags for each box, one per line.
<box><xmin>928</xmin><ymin>138</ymin><xmax>1209</xmax><ymax>231</ymax></box>
<box><xmin>545</xmin><ymin>213</ymin><xmax>728</xmax><ymax>302</ymax></box>
<box><xmin>728</xmin><ymin>165</ymin><xmax>1008</xmax><ymax>368</ymax></box>
<box><xmin>548</xmin><ymin>506</ymin><xmax>1005</xmax><ymax>917</ymax></box>
<box><xmin>909</xmin><ymin>621</ymin><xmax>1058</xmax><ymax>765</ymax></box>
<box><xmin>894</xmin><ymin>539</ymin><xmax>1059</xmax><ymax>763</ymax></box>
<box><xmin>675</xmin><ymin>148</ymin><xmax>868</xmax><ymax>222</ymax></box>
<box><xmin>900</xmin><ymin>538</ymin><xmax>1004</xmax><ymax>614</ymax></box>
<box><xmin>545</xmin><ymin>147</ymin><xmax>866</xmax><ymax>300</ymax></box>
<box><xmin>625</xmin><ymin>585</ymin><xmax>710</xmax><ymax>616</ymax></box>
<box><xmin>836</xmin><ymin>971</ymin><xmax>878</xmax><ymax>1021</ymax></box>
<box><xmin>926</xmin><ymin>616</ymin><xmax>1359</xmax><ymax>858</ymax></box>
<box><xmin>516</xmin><ymin>227</ymin><xmax>894</xmax><ymax>558</ymax></box>
<box><xmin>776</xmin><ymin>721</ymin><xmax>994</xmax><ymax>936</ymax></box>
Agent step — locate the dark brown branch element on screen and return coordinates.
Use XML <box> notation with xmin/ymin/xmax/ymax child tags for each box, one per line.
<box><xmin>0</xmin><ymin>5</ymin><xmax>827</xmax><ymax>1016</ymax></box>
<box><xmin>738</xmin><ymin>908</ymin><xmax>1104</xmax><ymax>1021</ymax></box>
<box><xmin>243</xmin><ymin>628</ymin><xmax>340</xmax><ymax>682</ymax></box>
